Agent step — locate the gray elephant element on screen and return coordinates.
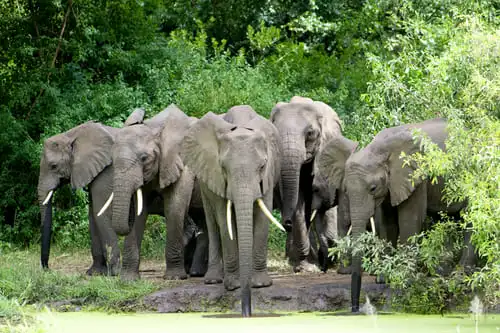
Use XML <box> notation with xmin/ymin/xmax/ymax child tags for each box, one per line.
<box><xmin>270</xmin><ymin>96</ymin><xmax>343</xmax><ymax>272</ymax></box>
<box><xmin>318</xmin><ymin>118</ymin><xmax>473</xmax><ymax>312</ymax></box>
<box><xmin>38</xmin><ymin>111</ymin><xmax>143</xmax><ymax>275</ymax></box>
<box><xmin>97</xmin><ymin>104</ymin><xmax>207</xmax><ymax>280</ymax></box>
<box><xmin>182</xmin><ymin>106</ymin><xmax>284</xmax><ymax>317</ymax></box>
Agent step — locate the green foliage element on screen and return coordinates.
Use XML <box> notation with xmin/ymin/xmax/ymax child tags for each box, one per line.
<box><xmin>330</xmin><ymin>220</ymin><xmax>471</xmax><ymax>313</ymax></box>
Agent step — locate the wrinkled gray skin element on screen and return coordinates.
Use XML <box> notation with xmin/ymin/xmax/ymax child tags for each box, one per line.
<box><xmin>182</xmin><ymin>106</ymin><xmax>281</xmax><ymax>317</ymax></box>
<box><xmin>38</xmin><ymin>116</ymin><xmax>133</xmax><ymax>275</ymax></box>
<box><xmin>318</xmin><ymin>118</ymin><xmax>474</xmax><ymax>312</ymax></box>
<box><xmin>271</xmin><ymin>96</ymin><xmax>342</xmax><ymax>272</ymax></box>
<box><xmin>108</xmin><ymin>104</ymin><xmax>206</xmax><ymax>280</ymax></box>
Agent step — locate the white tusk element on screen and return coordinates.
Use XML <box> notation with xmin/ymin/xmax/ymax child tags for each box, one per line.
<box><xmin>42</xmin><ymin>190</ymin><xmax>53</xmax><ymax>206</ymax></box>
<box><xmin>136</xmin><ymin>188</ymin><xmax>143</xmax><ymax>216</ymax></box>
<box><xmin>227</xmin><ymin>200</ymin><xmax>233</xmax><ymax>241</ymax></box>
<box><xmin>310</xmin><ymin>210</ymin><xmax>317</xmax><ymax>222</ymax></box>
<box><xmin>347</xmin><ymin>225</ymin><xmax>352</xmax><ymax>236</ymax></box>
<box><xmin>256</xmin><ymin>198</ymin><xmax>286</xmax><ymax>232</ymax></box>
<box><xmin>97</xmin><ymin>192</ymin><xmax>114</xmax><ymax>217</ymax></box>
<box><xmin>370</xmin><ymin>216</ymin><xmax>376</xmax><ymax>235</ymax></box>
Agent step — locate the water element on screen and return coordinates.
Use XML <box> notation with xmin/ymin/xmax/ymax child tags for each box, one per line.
<box><xmin>360</xmin><ymin>296</ymin><xmax>378</xmax><ymax>332</ymax></box>
<box><xmin>469</xmin><ymin>295</ymin><xmax>485</xmax><ymax>333</ymax></box>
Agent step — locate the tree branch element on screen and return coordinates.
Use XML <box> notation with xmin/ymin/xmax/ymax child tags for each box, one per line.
<box><xmin>27</xmin><ymin>0</ymin><xmax>73</xmax><ymax>119</ymax></box>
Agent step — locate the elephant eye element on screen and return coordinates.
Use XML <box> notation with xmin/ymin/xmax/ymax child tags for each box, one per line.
<box><xmin>369</xmin><ymin>184</ymin><xmax>377</xmax><ymax>193</ymax></box>
<box><xmin>49</xmin><ymin>163</ymin><xmax>57</xmax><ymax>170</ymax></box>
<box><xmin>140</xmin><ymin>154</ymin><xmax>148</xmax><ymax>163</ymax></box>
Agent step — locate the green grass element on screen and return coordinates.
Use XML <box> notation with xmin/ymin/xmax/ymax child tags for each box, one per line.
<box><xmin>0</xmin><ymin>250</ymin><xmax>164</xmax><ymax>314</ymax></box>
<box><xmin>34</xmin><ymin>312</ymin><xmax>500</xmax><ymax>333</ymax></box>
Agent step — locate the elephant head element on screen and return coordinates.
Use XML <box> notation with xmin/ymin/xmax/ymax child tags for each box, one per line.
<box><xmin>182</xmin><ymin>110</ymin><xmax>282</xmax><ymax>317</ymax></box>
<box><xmin>318</xmin><ymin>118</ymin><xmax>447</xmax><ymax>311</ymax></box>
<box><xmin>101</xmin><ymin>104</ymin><xmax>192</xmax><ymax>235</ymax></box>
<box><xmin>38</xmin><ymin>121</ymin><xmax>115</xmax><ymax>268</ymax></box>
<box><xmin>270</xmin><ymin>96</ymin><xmax>342</xmax><ymax>229</ymax></box>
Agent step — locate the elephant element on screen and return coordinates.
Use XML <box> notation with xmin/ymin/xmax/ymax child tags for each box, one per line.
<box><xmin>97</xmin><ymin>104</ymin><xmax>207</xmax><ymax>280</ymax></box>
<box><xmin>182</xmin><ymin>106</ymin><xmax>284</xmax><ymax>317</ymax></box>
<box><xmin>270</xmin><ymin>96</ymin><xmax>343</xmax><ymax>272</ymax></box>
<box><xmin>38</xmin><ymin>109</ymin><xmax>145</xmax><ymax>275</ymax></box>
<box><xmin>317</xmin><ymin>118</ymin><xmax>473</xmax><ymax>312</ymax></box>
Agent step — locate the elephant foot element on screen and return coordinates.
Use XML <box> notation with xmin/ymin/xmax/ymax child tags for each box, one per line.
<box><xmin>251</xmin><ymin>271</ymin><xmax>272</xmax><ymax>288</ymax></box>
<box><xmin>121</xmin><ymin>271</ymin><xmax>140</xmax><ymax>281</ymax></box>
<box><xmin>86</xmin><ymin>264</ymin><xmax>107</xmax><ymax>276</ymax></box>
<box><xmin>204</xmin><ymin>266</ymin><xmax>223</xmax><ymax>284</ymax></box>
<box><xmin>293</xmin><ymin>260</ymin><xmax>319</xmax><ymax>273</ymax></box>
<box><xmin>337</xmin><ymin>265</ymin><xmax>352</xmax><ymax>275</ymax></box>
<box><xmin>164</xmin><ymin>267</ymin><xmax>188</xmax><ymax>280</ymax></box>
<box><xmin>224</xmin><ymin>273</ymin><xmax>240</xmax><ymax>291</ymax></box>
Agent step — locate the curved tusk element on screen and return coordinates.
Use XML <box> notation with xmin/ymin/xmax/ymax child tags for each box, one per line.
<box><xmin>370</xmin><ymin>216</ymin><xmax>376</xmax><ymax>235</ymax></box>
<box><xmin>42</xmin><ymin>190</ymin><xmax>53</xmax><ymax>206</ymax></box>
<box><xmin>256</xmin><ymin>198</ymin><xmax>286</xmax><ymax>232</ymax></box>
<box><xmin>310</xmin><ymin>209</ymin><xmax>317</xmax><ymax>222</ymax></box>
<box><xmin>97</xmin><ymin>192</ymin><xmax>114</xmax><ymax>217</ymax></box>
<box><xmin>227</xmin><ymin>200</ymin><xmax>233</xmax><ymax>241</ymax></box>
<box><xmin>347</xmin><ymin>225</ymin><xmax>352</xmax><ymax>236</ymax></box>
<box><xmin>136</xmin><ymin>188</ymin><xmax>143</xmax><ymax>216</ymax></box>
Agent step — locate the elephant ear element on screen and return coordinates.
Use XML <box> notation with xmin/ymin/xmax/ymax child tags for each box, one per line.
<box><xmin>124</xmin><ymin>108</ymin><xmax>145</xmax><ymax>126</ymax></box>
<box><xmin>246</xmin><ymin>115</ymin><xmax>281</xmax><ymax>195</ymax></box>
<box><xmin>317</xmin><ymin>135</ymin><xmax>358</xmax><ymax>191</ymax></box>
<box><xmin>157</xmin><ymin>105</ymin><xmax>192</xmax><ymax>188</ymax></box>
<box><xmin>69</xmin><ymin>122</ymin><xmax>114</xmax><ymax>189</ymax></box>
<box><xmin>383</xmin><ymin>128</ymin><xmax>425</xmax><ymax>206</ymax></box>
<box><xmin>181</xmin><ymin>112</ymin><xmax>235</xmax><ymax>197</ymax></box>
<box><xmin>312</xmin><ymin>101</ymin><xmax>343</xmax><ymax>154</ymax></box>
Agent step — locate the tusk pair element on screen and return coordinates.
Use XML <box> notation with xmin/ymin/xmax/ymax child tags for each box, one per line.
<box><xmin>42</xmin><ymin>190</ymin><xmax>53</xmax><ymax>205</ymax></box>
<box><xmin>310</xmin><ymin>209</ymin><xmax>317</xmax><ymax>222</ymax></box>
<box><xmin>96</xmin><ymin>188</ymin><xmax>143</xmax><ymax>217</ymax></box>
<box><xmin>226</xmin><ymin>198</ymin><xmax>286</xmax><ymax>241</ymax></box>
<box><xmin>345</xmin><ymin>217</ymin><xmax>375</xmax><ymax>237</ymax></box>
<box><xmin>97</xmin><ymin>192</ymin><xmax>114</xmax><ymax>217</ymax></box>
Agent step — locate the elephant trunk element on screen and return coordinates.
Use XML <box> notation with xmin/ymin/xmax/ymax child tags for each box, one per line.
<box><xmin>280</xmin><ymin>143</ymin><xmax>305</xmax><ymax>230</ymax></box>
<box><xmin>38</xmin><ymin>171</ymin><xmax>59</xmax><ymax>269</ymax></box>
<box><xmin>40</xmin><ymin>201</ymin><xmax>52</xmax><ymax>269</ymax></box>
<box><xmin>112</xmin><ymin>168</ymin><xmax>142</xmax><ymax>236</ymax></box>
<box><xmin>349</xmin><ymin>196</ymin><xmax>375</xmax><ymax>313</ymax></box>
<box><xmin>233</xmin><ymin>191</ymin><xmax>255</xmax><ymax>317</ymax></box>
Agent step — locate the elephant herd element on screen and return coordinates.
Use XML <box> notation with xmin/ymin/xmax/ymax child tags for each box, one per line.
<box><xmin>38</xmin><ymin>96</ymin><xmax>476</xmax><ymax>317</ymax></box>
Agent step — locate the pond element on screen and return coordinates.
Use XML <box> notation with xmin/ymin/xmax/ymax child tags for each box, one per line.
<box><xmin>36</xmin><ymin>311</ymin><xmax>500</xmax><ymax>333</ymax></box>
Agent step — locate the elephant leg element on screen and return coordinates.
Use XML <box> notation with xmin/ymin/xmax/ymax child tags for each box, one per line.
<box><xmin>200</xmin><ymin>184</ymin><xmax>223</xmax><ymax>284</ymax></box>
<box><xmin>374</xmin><ymin>200</ymin><xmax>397</xmax><ymax>283</ymax></box>
<box><xmin>252</xmin><ymin>193</ymin><xmax>272</xmax><ymax>288</ymax></box>
<box><xmin>315</xmin><ymin>211</ymin><xmax>330</xmax><ymax>273</ymax></box>
<box><xmin>189</xmin><ymin>215</ymin><xmax>209</xmax><ymax>277</ymax></box>
<box><xmin>121</xmin><ymin>212</ymin><xmax>147</xmax><ymax>281</ymax></box>
<box><xmin>336</xmin><ymin>191</ymin><xmax>352</xmax><ymax>275</ymax></box>
<box><xmin>291</xmin><ymin>193</ymin><xmax>315</xmax><ymax>273</ymax></box>
<box><xmin>86</xmin><ymin>201</ymin><xmax>107</xmax><ymax>276</ymax></box>
<box><xmin>215</xmin><ymin>197</ymin><xmax>239</xmax><ymax>291</ymax></box>
<box><xmin>163</xmin><ymin>172</ymin><xmax>194</xmax><ymax>280</ymax></box>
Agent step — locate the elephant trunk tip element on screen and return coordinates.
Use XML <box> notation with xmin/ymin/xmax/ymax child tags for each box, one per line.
<box><xmin>113</xmin><ymin>223</ymin><xmax>130</xmax><ymax>236</ymax></box>
<box><xmin>241</xmin><ymin>285</ymin><xmax>252</xmax><ymax>317</ymax></box>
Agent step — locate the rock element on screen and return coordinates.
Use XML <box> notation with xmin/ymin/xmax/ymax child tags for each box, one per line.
<box><xmin>143</xmin><ymin>272</ymin><xmax>390</xmax><ymax>313</ymax></box>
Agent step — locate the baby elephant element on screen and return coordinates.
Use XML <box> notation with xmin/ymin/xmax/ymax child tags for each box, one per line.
<box><xmin>182</xmin><ymin>106</ymin><xmax>284</xmax><ymax>317</ymax></box>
